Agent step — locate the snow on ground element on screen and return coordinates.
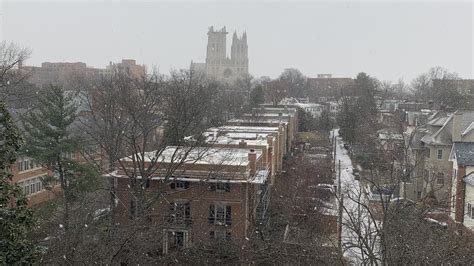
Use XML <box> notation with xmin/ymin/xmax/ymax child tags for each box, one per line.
<box><xmin>332</xmin><ymin>129</ymin><xmax>375</xmax><ymax>264</ymax></box>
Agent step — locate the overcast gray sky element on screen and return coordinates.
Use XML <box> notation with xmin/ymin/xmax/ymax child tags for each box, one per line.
<box><xmin>1</xmin><ymin>0</ymin><xmax>473</xmax><ymax>82</ymax></box>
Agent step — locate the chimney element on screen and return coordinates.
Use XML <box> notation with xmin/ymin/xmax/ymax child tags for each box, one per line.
<box><xmin>248</xmin><ymin>149</ymin><xmax>257</xmax><ymax>176</ymax></box>
<box><xmin>239</xmin><ymin>140</ymin><xmax>247</xmax><ymax>148</ymax></box>
<box><xmin>452</xmin><ymin>111</ymin><xmax>463</xmax><ymax>142</ymax></box>
<box><xmin>278</xmin><ymin>112</ymin><xmax>283</xmax><ymax>122</ymax></box>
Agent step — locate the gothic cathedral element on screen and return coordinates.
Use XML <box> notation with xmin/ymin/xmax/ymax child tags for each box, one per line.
<box><xmin>191</xmin><ymin>26</ymin><xmax>248</xmax><ymax>81</ymax></box>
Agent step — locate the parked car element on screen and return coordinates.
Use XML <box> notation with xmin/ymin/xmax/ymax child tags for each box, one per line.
<box><xmin>365</xmin><ymin>184</ymin><xmax>394</xmax><ymax>202</ymax></box>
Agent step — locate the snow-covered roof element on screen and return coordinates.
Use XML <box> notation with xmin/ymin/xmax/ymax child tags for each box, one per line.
<box><xmin>203</xmin><ymin>133</ymin><xmax>270</xmax><ymax>147</ymax></box>
<box><xmin>462</xmin><ymin>122</ymin><xmax>474</xmax><ymax>136</ymax></box>
<box><xmin>421</xmin><ymin>114</ymin><xmax>453</xmax><ymax>145</ymax></box>
<box><xmin>228</xmin><ymin>118</ymin><xmax>289</xmax><ymax>125</ymax></box>
<box><xmin>427</xmin><ymin>116</ymin><xmax>450</xmax><ymax>127</ymax></box>
<box><xmin>464</xmin><ymin>172</ymin><xmax>474</xmax><ymax>186</ymax></box>
<box><xmin>253</xmin><ymin>106</ymin><xmax>298</xmax><ymax>113</ymax></box>
<box><xmin>213</xmin><ymin>132</ymin><xmax>271</xmax><ymax>140</ymax></box>
<box><xmin>208</xmin><ymin>126</ymin><xmax>280</xmax><ymax>133</ymax></box>
<box><xmin>242</xmin><ymin>113</ymin><xmax>292</xmax><ymax>118</ymax></box>
<box><xmin>456</xmin><ymin>111</ymin><xmax>474</xmax><ymax>136</ymax></box>
<box><xmin>450</xmin><ymin>142</ymin><xmax>474</xmax><ymax>166</ymax></box>
<box><xmin>121</xmin><ymin>146</ymin><xmax>262</xmax><ymax>166</ymax></box>
<box><xmin>296</xmin><ymin>103</ymin><xmax>324</xmax><ymax>108</ymax></box>
<box><xmin>106</xmin><ymin>171</ymin><xmax>269</xmax><ymax>184</ymax></box>
<box><xmin>377</xmin><ymin>129</ymin><xmax>404</xmax><ymax>141</ymax></box>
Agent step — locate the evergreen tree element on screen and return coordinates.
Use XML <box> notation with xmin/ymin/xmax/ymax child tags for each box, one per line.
<box><xmin>317</xmin><ymin>109</ymin><xmax>332</xmax><ymax>132</ymax></box>
<box><xmin>250</xmin><ymin>85</ymin><xmax>265</xmax><ymax>106</ymax></box>
<box><xmin>297</xmin><ymin>108</ymin><xmax>317</xmax><ymax>132</ymax></box>
<box><xmin>0</xmin><ymin>102</ymin><xmax>37</xmax><ymax>264</ymax></box>
<box><xmin>336</xmin><ymin>96</ymin><xmax>357</xmax><ymax>144</ymax></box>
<box><xmin>338</xmin><ymin>72</ymin><xmax>379</xmax><ymax>144</ymax></box>
<box><xmin>354</xmin><ymin>72</ymin><xmax>378</xmax><ymax>119</ymax></box>
<box><xmin>21</xmin><ymin>85</ymin><xmax>98</xmax><ymax>233</ymax></box>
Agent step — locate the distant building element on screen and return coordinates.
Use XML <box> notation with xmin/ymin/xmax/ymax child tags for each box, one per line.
<box><xmin>22</xmin><ymin>59</ymin><xmax>145</xmax><ymax>88</ymax></box>
<box><xmin>102</xmin><ymin>59</ymin><xmax>146</xmax><ymax>79</ymax></box>
<box><xmin>191</xmin><ymin>26</ymin><xmax>248</xmax><ymax>81</ymax></box>
<box><xmin>296</xmin><ymin>103</ymin><xmax>325</xmax><ymax>118</ymax></box>
<box><xmin>307</xmin><ymin>74</ymin><xmax>354</xmax><ymax>101</ymax></box>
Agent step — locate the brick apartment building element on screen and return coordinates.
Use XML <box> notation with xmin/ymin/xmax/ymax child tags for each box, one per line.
<box><xmin>113</xmin><ymin>146</ymin><xmax>271</xmax><ymax>253</ymax></box>
<box><xmin>21</xmin><ymin>59</ymin><xmax>145</xmax><ymax>88</ymax></box>
<box><xmin>110</xmin><ymin>105</ymin><xmax>298</xmax><ymax>254</ymax></box>
<box><xmin>11</xmin><ymin>156</ymin><xmax>55</xmax><ymax>206</ymax></box>
<box><xmin>226</xmin><ymin>107</ymin><xmax>298</xmax><ymax>153</ymax></box>
<box><xmin>307</xmin><ymin>74</ymin><xmax>354</xmax><ymax>101</ymax></box>
<box><xmin>205</xmin><ymin>125</ymin><xmax>286</xmax><ymax>174</ymax></box>
<box><xmin>203</xmin><ymin>129</ymin><xmax>278</xmax><ymax>184</ymax></box>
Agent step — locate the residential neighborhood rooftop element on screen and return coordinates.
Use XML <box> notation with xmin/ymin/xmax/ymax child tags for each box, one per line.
<box><xmin>450</xmin><ymin>142</ymin><xmax>474</xmax><ymax>166</ymax></box>
<box><xmin>464</xmin><ymin>171</ymin><xmax>474</xmax><ymax>186</ymax></box>
<box><xmin>121</xmin><ymin>146</ymin><xmax>263</xmax><ymax>166</ymax></box>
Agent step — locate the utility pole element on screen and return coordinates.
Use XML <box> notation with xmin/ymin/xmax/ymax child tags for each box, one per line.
<box><xmin>338</xmin><ymin>160</ymin><xmax>341</xmax><ymax>197</ymax></box>
<box><xmin>333</xmin><ymin>130</ymin><xmax>337</xmax><ymax>172</ymax></box>
<box><xmin>337</xmin><ymin>159</ymin><xmax>343</xmax><ymax>253</ymax></box>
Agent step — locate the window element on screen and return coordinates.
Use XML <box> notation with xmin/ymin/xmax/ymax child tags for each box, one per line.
<box><xmin>164</xmin><ymin>230</ymin><xmax>188</xmax><ymax>253</ymax></box>
<box><xmin>209</xmin><ymin>203</ymin><xmax>231</xmax><ymax>225</ymax></box>
<box><xmin>417</xmin><ymin>191</ymin><xmax>422</xmax><ymax>199</ymax></box>
<box><xmin>170</xmin><ymin>231</ymin><xmax>185</xmax><ymax>248</ymax></box>
<box><xmin>210</xmin><ymin>182</ymin><xmax>231</xmax><ymax>192</ymax></box>
<box><xmin>18</xmin><ymin>158</ymin><xmax>39</xmax><ymax>172</ymax></box>
<box><xmin>425</xmin><ymin>149</ymin><xmax>431</xmax><ymax>158</ymax></box>
<box><xmin>467</xmin><ymin>203</ymin><xmax>472</xmax><ymax>218</ymax></box>
<box><xmin>210</xmin><ymin>231</ymin><xmax>231</xmax><ymax>241</ymax></box>
<box><xmin>423</xmin><ymin>169</ymin><xmax>430</xmax><ymax>181</ymax></box>
<box><xmin>61</xmin><ymin>152</ymin><xmax>76</xmax><ymax>160</ymax></box>
<box><xmin>170</xmin><ymin>177</ymin><xmax>190</xmax><ymax>190</ymax></box>
<box><xmin>436</xmin><ymin>173</ymin><xmax>444</xmax><ymax>185</ymax></box>
<box><xmin>169</xmin><ymin>202</ymin><xmax>191</xmax><ymax>225</ymax></box>
<box><xmin>437</xmin><ymin>149</ymin><xmax>443</xmax><ymax>160</ymax></box>
<box><xmin>142</xmin><ymin>178</ymin><xmax>150</xmax><ymax>189</ymax></box>
<box><xmin>17</xmin><ymin>176</ymin><xmax>45</xmax><ymax>196</ymax></box>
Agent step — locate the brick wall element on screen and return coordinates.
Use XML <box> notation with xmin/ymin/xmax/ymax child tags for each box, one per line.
<box><xmin>115</xmin><ymin>177</ymin><xmax>258</xmax><ymax>247</ymax></box>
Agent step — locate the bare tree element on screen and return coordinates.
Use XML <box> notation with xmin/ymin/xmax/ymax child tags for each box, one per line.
<box><xmin>264</xmin><ymin>79</ymin><xmax>287</xmax><ymax>106</ymax></box>
<box><xmin>0</xmin><ymin>41</ymin><xmax>32</xmax><ymax>104</ymax></box>
<box><xmin>279</xmin><ymin>68</ymin><xmax>308</xmax><ymax>98</ymax></box>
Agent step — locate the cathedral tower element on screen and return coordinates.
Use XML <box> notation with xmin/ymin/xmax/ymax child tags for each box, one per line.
<box><xmin>206</xmin><ymin>26</ymin><xmax>228</xmax><ymax>77</ymax></box>
<box><xmin>230</xmin><ymin>31</ymin><xmax>248</xmax><ymax>77</ymax></box>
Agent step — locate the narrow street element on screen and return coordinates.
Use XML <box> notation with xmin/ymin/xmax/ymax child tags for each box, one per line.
<box><xmin>332</xmin><ymin>129</ymin><xmax>370</xmax><ymax>264</ymax></box>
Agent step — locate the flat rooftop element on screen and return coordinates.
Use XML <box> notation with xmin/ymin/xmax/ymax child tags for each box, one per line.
<box><xmin>207</xmin><ymin>126</ymin><xmax>281</xmax><ymax>133</ymax></box>
<box><xmin>206</xmin><ymin>135</ymin><xmax>270</xmax><ymax>147</ymax></box>
<box><xmin>227</xmin><ymin>118</ymin><xmax>289</xmax><ymax>124</ymax></box>
<box><xmin>121</xmin><ymin>146</ymin><xmax>263</xmax><ymax>166</ymax></box>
